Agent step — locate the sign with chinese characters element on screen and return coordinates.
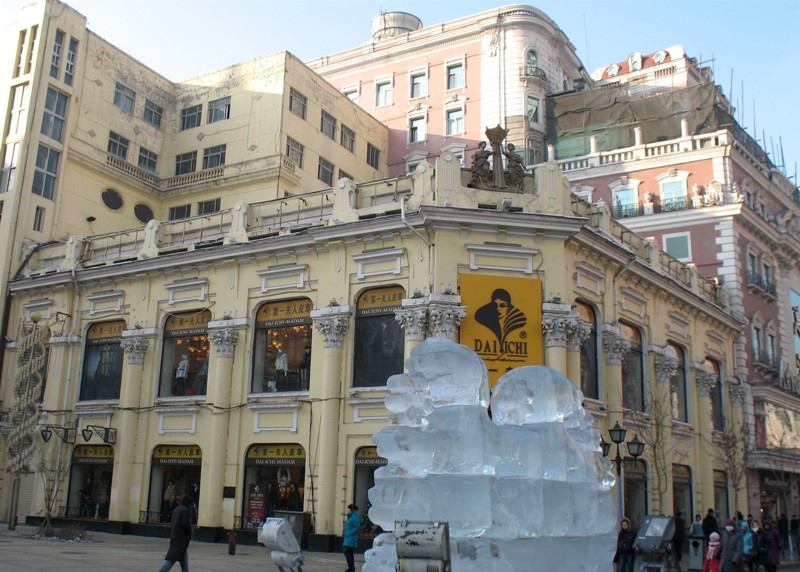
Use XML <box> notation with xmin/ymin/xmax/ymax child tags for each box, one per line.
<box><xmin>459</xmin><ymin>274</ymin><xmax>543</xmax><ymax>387</ymax></box>
<box><xmin>356</xmin><ymin>286</ymin><xmax>405</xmax><ymax>316</ymax></box>
<box><xmin>153</xmin><ymin>445</ymin><xmax>202</xmax><ymax>465</ymax></box>
<box><xmin>256</xmin><ymin>298</ymin><xmax>313</xmax><ymax>327</ymax></box>
<box><xmin>73</xmin><ymin>444</ymin><xmax>114</xmax><ymax>464</ymax></box>
<box><xmin>165</xmin><ymin>311</ymin><xmax>211</xmax><ymax>336</ymax></box>
<box><xmin>86</xmin><ymin>320</ymin><xmax>125</xmax><ymax>343</ymax></box>
<box><xmin>355</xmin><ymin>446</ymin><xmax>387</xmax><ymax>466</ymax></box>
<box><xmin>246</xmin><ymin>444</ymin><xmax>306</xmax><ymax>466</ymax></box>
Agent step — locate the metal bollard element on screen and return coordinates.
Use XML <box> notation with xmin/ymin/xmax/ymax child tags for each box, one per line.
<box><xmin>228</xmin><ymin>530</ymin><xmax>237</xmax><ymax>555</ymax></box>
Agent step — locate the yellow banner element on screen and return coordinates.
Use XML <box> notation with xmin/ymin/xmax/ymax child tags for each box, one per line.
<box><xmin>459</xmin><ymin>274</ymin><xmax>543</xmax><ymax>387</ymax></box>
<box><xmin>73</xmin><ymin>445</ymin><xmax>114</xmax><ymax>460</ymax></box>
<box><xmin>153</xmin><ymin>445</ymin><xmax>202</xmax><ymax>460</ymax></box>
<box><xmin>246</xmin><ymin>444</ymin><xmax>306</xmax><ymax>460</ymax></box>
<box><xmin>256</xmin><ymin>299</ymin><xmax>313</xmax><ymax>323</ymax></box>
<box><xmin>357</xmin><ymin>286</ymin><xmax>405</xmax><ymax>312</ymax></box>
<box><xmin>86</xmin><ymin>321</ymin><xmax>125</xmax><ymax>340</ymax></box>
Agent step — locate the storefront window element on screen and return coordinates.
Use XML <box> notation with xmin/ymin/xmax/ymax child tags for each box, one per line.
<box><xmin>252</xmin><ymin>299</ymin><xmax>313</xmax><ymax>393</ymax></box>
<box><xmin>79</xmin><ymin>321</ymin><xmax>125</xmax><ymax>401</ymax></box>
<box><xmin>67</xmin><ymin>445</ymin><xmax>114</xmax><ymax>519</ymax></box>
<box><xmin>354</xmin><ymin>446</ymin><xmax>387</xmax><ymax>537</ymax></box>
<box><xmin>147</xmin><ymin>445</ymin><xmax>202</xmax><ymax>524</ymax></box>
<box><xmin>621</xmin><ymin>322</ymin><xmax>645</xmax><ymax>411</ymax></box>
<box><xmin>623</xmin><ymin>458</ymin><xmax>648</xmax><ymax>528</ymax></box>
<box><xmin>353</xmin><ymin>286</ymin><xmax>405</xmax><ymax>388</ymax></box>
<box><xmin>158</xmin><ymin>311</ymin><xmax>210</xmax><ymax>397</ymax></box>
<box><xmin>672</xmin><ymin>464</ymin><xmax>693</xmax><ymax>521</ymax></box>
<box><xmin>575</xmin><ymin>301</ymin><xmax>598</xmax><ymax>399</ymax></box>
<box><xmin>242</xmin><ymin>444</ymin><xmax>306</xmax><ymax>529</ymax></box>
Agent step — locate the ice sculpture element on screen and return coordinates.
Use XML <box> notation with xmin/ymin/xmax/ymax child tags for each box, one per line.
<box><xmin>363</xmin><ymin>337</ymin><xmax>617</xmax><ymax>572</ymax></box>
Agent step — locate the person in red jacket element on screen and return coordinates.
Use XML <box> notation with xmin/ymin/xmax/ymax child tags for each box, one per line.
<box><xmin>704</xmin><ymin>532</ymin><xmax>721</xmax><ymax>572</ymax></box>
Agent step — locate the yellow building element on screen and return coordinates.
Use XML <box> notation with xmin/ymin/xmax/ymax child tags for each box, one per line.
<box><xmin>2</xmin><ymin>151</ymin><xmax>744</xmax><ymax>546</ymax></box>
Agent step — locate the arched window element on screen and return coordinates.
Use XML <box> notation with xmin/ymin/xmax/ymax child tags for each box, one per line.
<box><xmin>575</xmin><ymin>301</ymin><xmax>599</xmax><ymax>399</ymax></box>
<box><xmin>353</xmin><ymin>286</ymin><xmax>405</xmax><ymax>387</ymax></box>
<box><xmin>623</xmin><ymin>458</ymin><xmax>648</xmax><ymax>527</ymax></box>
<box><xmin>158</xmin><ymin>310</ymin><xmax>210</xmax><ymax>397</ymax></box>
<box><xmin>79</xmin><ymin>320</ymin><xmax>125</xmax><ymax>401</ymax></box>
<box><xmin>620</xmin><ymin>322</ymin><xmax>645</xmax><ymax>411</ymax></box>
<box><xmin>705</xmin><ymin>358</ymin><xmax>724</xmax><ymax>431</ymax></box>
<box><xmin>672</xmin><ymin>464</ymin><xmax>693</xmax><ymax>521</ymax></box>
<box><xmin>252</xmin><ymin>298</ymin><xmax>313</xmax><ymax>393</ymax></box>
<box><xmin>668</xmin><ymin>343</ymin><xmax>688</xmax><ymax>423</ymax></box>
<box><xmin>525</xmin><ymin>50</ymin><xmax>538</xmax><ymax>76</ymax></box>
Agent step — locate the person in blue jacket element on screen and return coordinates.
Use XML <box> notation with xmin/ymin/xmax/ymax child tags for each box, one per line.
<box><xmin>343</xmin><ymin>503</ymin><xmax>360</xmax><ymax>572</ymax></box>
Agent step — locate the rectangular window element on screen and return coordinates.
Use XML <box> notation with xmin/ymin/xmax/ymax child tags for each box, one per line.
<box><xmin>202</xmin><ymin>144</ymin><xmax>226</xmax><ymax>169</ymax></box>
<box><xmin>409</xmin><ymin>116</ymin><xmax>426</xmax><ymax>142</ymax></box>
<box><xmin>25</xmin><ymin>25</ymin><xmax>37</xmax><ymax>75</ymax></box>
<box><xmin>613</xmin><ymin>188</ymin><xmax>637</xmax><ymax>218</ymax></box>
<box><xmin>526</xmin><ymin>140</ymin><xmax>541</xmax><ymax>166</ymax></box>
<box><xmin>32</xmin><ymin>144</ymin><xmax>59</xmax><ymax>199</ymax></box>
<box><xmin>14</xmin><ymin>29</ymin><xmax>27</xmax><ymax>78</ymax></box>
<box><xmin>763</xmin><ymin>263</ymin><xmax>772</xmax><ymax>288</ymax></box>
<box><xmin>50</xmin><ymin>30</ymin><xmax>64</xmax><ymax>79</ymax></box>
<box><xmin>318</xmin><ymin>157</ymin><xmax>334</xmax><ymax>186</ymax></box>
<box><xmin>179</xmin><ymin>104</ymin><xmax>202</xmax><ymax>130</ymax></box>
<box><xmin>768</xmin><ymin>334</ymin><xmax>776</xmax><ymax>361</ymax></box>
<box><xmin>446</xmin><ymin>62</ymin><xmax>464</xmax><ymax>89</ymax></box>
<box><xmin>41</xmin><ymin>87</ymin><xmax>68</xmax><ymax>142</ymax></box>
<box><xmin>663</xmin><ymin>232</ymin><xmax>691</xmax><ymax>262</ymax></box>
<box><xmin>64</xmin><ymin>37</ymin><xmax>78</xmax><ymax>86</ymax></box>
<box><xmin>446</xmin><ymin>108</ymin><xmax>464</xmax><ymax>135</ymax></box>
<box><xmin>286</xmin><ymin>137</ymin><xmax>304</xmax><ymax>168</ymax></box>
<box><xmin>252</xmin><ymin>318</ymin><xmax>313</xmax><ymax>394</ymax></box>
<box><xmin>197</xmin><ymin>198</ymin><xmax>221</xmax><ymax>215</ymax></box>
<box><xmin>143</xmin><ymin>99</ymin><xmax>163</xmax><ymax>128</ymax></box>
<box><xmin>107</xmin><ymin>131</ymin><xmax>129</xmax><ymax>161</ymax></box>
<box><xmin>527</xmin><ymin>96</ymin><xmax>539</xmax><ymax>123</ymax></box>
<box><xmin>113</xmin><ymin>82</ymin><xmax>135</xmax><ymax>114</ymax></box>
<box><xmin>367</xmin><ymin>143</ymin><xmax>380</xmax><ymax>170</ymax></box>
<box><xmin>207</xmin><ymin>96</ymin><xmax>231</xmax><ymax>123</ymax></box>
<box><xmin>753</xmin><ymin>326</ymin><xmax>763</xmax><ymax>355</ymax></box>
<box><xmin>138</xmin><ymin>147</ymin><xmax>158</xmax><ymax>173</ymax></box>
<box><xmin>79</xmin><ymin>324</ymin><xmax>124</xmax><ymax>401</ymax></box>
<box><xmin>8</xmin><ymin>84</ymin><xmax>28</xmax><ymax>136</ymax></box>
<box><xmin>321</xmin><ymin>110</ymin><xmax>336</xmax><ymax>139</ymax></box>
<box><xmin>168</xmin><ymin>204</ymin><xmax>191</xmax><ymax>220</ymax></box>
<box><xmin>1</xmin><ymin>143</ymin><xmax>20</xmax><ymax>193</ymax></box>
<box><xmin>33</xmin><ymin>206</ymin><xmax>45</xmax><ymax>232</ymax></box>
<box><xmin>343</xmin><ymin>86</ymin><xmax>359</xmax><ymax>104</ymax></box>
<box><xmin>375</xmin><ymin>80</ymin><xmax>392</xmax><ymax>107</ymax></box>
<box><xmin>410</xmin><ymin>72</ymin><xmax>428</xmax><ymax>98</ymax></box>
<box><xmin>175</xmin><ymin>151</ymin><xmax>197</xmax><ymax>176</ymax></box>
<box><xmin>339</xmin><ymin>169</ymin><xmax>352</xmax><ymax>181</ymax></box>
<box><xmin>289</xmin><ymin>87</ymin><xmax>307</xmax><ymax>119</ymax></box>
<box><xmin>340</xmin><ymin>125</ymin><xmax>355</xmax><ymax>153</ymax></box>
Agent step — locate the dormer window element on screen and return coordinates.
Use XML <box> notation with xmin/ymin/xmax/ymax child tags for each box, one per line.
<box><xmin>607</xmin><ymin>64</ymin><xmax>620</xmax><ymax>77</ymax></box>
<box><xmin>628</xmin><ymin>53</ymin><xmax>642</xmax><ymax>71</ymax></box>
<box><xmin>653</xmin><ymin>50</ymin><xmax>667</xmax><ymax>64</ymax></box>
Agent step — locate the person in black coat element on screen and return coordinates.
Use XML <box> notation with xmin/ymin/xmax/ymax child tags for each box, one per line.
<box><xmin>673</xmin><ymin>511</ymin><xmax>686</xmax><ymax>563</ymax></box>
<box><xmin>159</xmin><ymin>494</ymin><xmax>193</xmax><ymax>572</ymax></box>
<box><xmin>703</xmin><ymin>508</ymin><xmax>719</xmax><ymax>542</ymax></box>
<box><xmin>615</xmin><ymin>517</ymin><xmax>638</xmax><ymax>572</ymax></box>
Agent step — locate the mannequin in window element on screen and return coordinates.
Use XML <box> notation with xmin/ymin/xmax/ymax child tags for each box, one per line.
<box><xmin>275</xmin><ymin>348</ymin><xmax>288</xmax><ymax>390</ymax></box>
<box><xmin>299</xmin><ymin>345</ymin><xmax>311</xmax><ymax>389</ymax></box>
<box><xmin>174</xmin><ymin>355</ymin><xmax>189</xmax><ymax>395</ymax></box>
<box><xmin>197</xmin><ymin>359</ymin><xmax>208</xmax><ymax>394</ymax></box>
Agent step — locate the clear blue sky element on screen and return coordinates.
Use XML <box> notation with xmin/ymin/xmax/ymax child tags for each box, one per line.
<box><xmin>4</xmin><ymin>0</ymin><xmax>799</xmax><ymax>180</ymax></box>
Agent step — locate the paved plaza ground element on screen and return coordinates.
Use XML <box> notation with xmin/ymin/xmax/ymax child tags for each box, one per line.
<box><xmin>4</xmin><ymin>523</ymin><xmax>800</xmax><ymax>571</ymax></box>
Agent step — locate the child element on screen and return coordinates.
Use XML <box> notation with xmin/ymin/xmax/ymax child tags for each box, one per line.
<box><xmin>704</xmin><ymin>531</ymin><xmax>721</xmax><ymax>572</ymax></box>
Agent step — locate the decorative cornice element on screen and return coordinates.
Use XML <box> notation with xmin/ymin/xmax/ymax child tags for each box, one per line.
<box><xmin>120</xmin><ymin>336</ymin><xmax>149</xmax><ymax>365</ymax></box>
<box><xmin>208</xmin><ymin>328</ymin><xmax>238</xmax><ymax>358</ymax></box>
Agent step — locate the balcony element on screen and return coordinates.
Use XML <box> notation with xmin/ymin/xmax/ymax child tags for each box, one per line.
<box><xmin>747</xmin><ymin>271</ymin><xmax>777</xmax><ymax>299</ymax></box>
<box><xmin>519</xmin><ymin>66</ymin><xmax>547</xmax><ymax>84</ymax></box>
<box><xmin>752</xmin><ymin>349</ymin><xmax>780</xmax><ymax>372</ymax></box>
<box><xmin>611</xmin><ymin>197</ymin><xmax>694</xmax><ymax>219</ymax></box>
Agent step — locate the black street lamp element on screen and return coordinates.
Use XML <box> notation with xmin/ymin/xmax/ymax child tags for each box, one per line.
<box><xmin>81</xmin><ymin>425</ymin><xmax>117</xmax><ymax>444</ymax></box>
<box><xmin>40</xmin><ymin>425</ymin><xmax>76</xmax><ymax>444</ymax></box>
<box><xmin>600</xmin><ymin>421</ymin><xmax>645</xmax><ymax>521</ymax></box>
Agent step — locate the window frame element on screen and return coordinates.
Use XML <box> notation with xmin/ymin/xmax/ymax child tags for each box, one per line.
<box><xmin>410</xmin><ymin>70</ymin><xmax>428</xmax><ymax>99</ymax></box>
<box><xmin>289</xmin><ymin>87</ymin><xmax>307</xmax><ymax>119</ymax></box>
<box><xmin>64</xmin><ymin>37</ymin><xmax>77</xmax><ymax>86</ymax></box>
<box><xmin>168</xmin><ymin>204</ymin><xmax>192</xmax><ymax>220</ymax></box>
<box><xmin>50</xmin><ymin>29</ymin><xmax>64</xmax><ymax>79</ymax></box>
<box><xmin>113</xmin><ymin>82</ymin><xmax>136</xmax><ymax>114</ymax></box>
<box><xmin>352</xmin><ymin>287</ymin><xmax>405</xmax><ymax>388</ymax></box>
<box><xmin>445</xmin><ymin>106</ymin><xmax>464</xmax><ymax>136</ymax></box>
<box><xmin>342</xmin><ymin>85</ymin><xmax>359</xmax><ymax>104</ymax></box>
<box><xmin>32</xmin><ymin>144</ymin><xmax>59</xmax><ymax>200</ymax></box>
<box><xmin>446</xmin><ymin>61</ymin><xmax>465</xmax><ymax>90</ymax></box>
<box><xmin>158</xmin><ymin>311</ymin><xmax>211</xmax><ymax>398</ymax></box>
<box><xmin>207</xmin><ymin>96</ymin><xmax>231</xmax><ymax>123</ymax></box>
<box><xmin>366</xmin><ymin>143</ymin><xmax>380</xmax><ymax>170</ymax></box>
<box><xmin>620</xmin><ymin>321</ymin><xmax>646</xmax><ymax>412</ymax></box>
<box><xmin>138</xmin><ymin>147</ymin><xmax>158</xmax><ymax>173</ymax></box>
<box><xmin>107</xmin><ymin>131</ymin><xmax>130</xmax><ymax>161</ymax></box>
<box><xmin>197</xmin><ymin>198</ymin><xmax>221</xmax><ymax>215</ymax></box>
<box><xmin>179</xmin><ymin>104</ymin><xmax>202</xmax><ymax>131</ymax></box>
<box><xmin>175</xmin><ymin>151</ymin><xmax>197</xmax><ymax>176</ymax></box>
<box><xmin>78</xmin><ymin>321</ymin><xmax>125</xmax><ymax>401</ymax></box>
<box><xmin>318</xmin><ymin>156</ymin><xmax>334</xmax><ymax>186</ymax></box>
<box><xmin>41</xmin><ymin>87</ymin><xmax>67</xmax><ymax>142</ymax></box>
<box><xmin>340</xmin><ymin>125</ymin><xmax>355</xmax><ymax>153</ymax></box>
<box><xmin>668</xmin><ymin>343</ymin><xmax>689</xmax><ymax>423</ymax></box>
<box><xmin>408</xmin><ymin>114</ymin><xmax>426</xmax><ymax>143</ymax></box>
<box><xmin>662</xmin><ymin>231</ymin><xmax>692</xmax><ymax>262</ymax></box>
<box><xmin>33</xmin><ymin>205</ymin><xmax>45</xmax><ymax>232</ymax></box>
<box><xmin>527</xmin><ymin>95</ymin><xmax>540</xmax><ymax>123</ymax></box>
<box><xmin>202</xmin><ymin>144</ymin><xmax>226</xmax><ymax>170</ymax></box>
<box><xmin>320</xmin><ymin>110</ymin><xmax>337</xmax><ymax>140</ymax></box>
<box><xmin>375</xmin><ymin>79</ymin><xmax>392</xmax><ymax>107</ymax></box>
<box><xmin>143</xmin><ymin>99</ymin><xmax>163</xmax><ymax>129</ymax></box>
<box><xmin>576</xmin><ymin>301</ymin><xmax>600</xmax><ymax>400</ymax></box>
<box><xmin>286</xmin><ymin>137</ymin><xmax>304</xmax><ymax>168</ymax></box>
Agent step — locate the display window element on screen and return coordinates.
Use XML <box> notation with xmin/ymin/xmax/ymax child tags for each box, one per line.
<box><xmin>79</xmin><ymin>321</ymin><xmax>124</xmax><ymax>401</ymax></box>
<box><xmin>241</xmin><ymin>443</ymin><xmax>306</xmax><ymax>529</ymax></box>
<box><xmin>252</xmin><ymin>299</ymin><xmax>313</xmax><ymax>393</ymax></box>
<box><xmin>353</xmin><ymin>446</ymin><xmax>387</xmax><ymax>537</ymax></box>
<box><xmin>67</xmin><ymin>445</ymin><xmax>114</xmax><ymax>519</ymax></box>
<box><xmin>147</xmin><ymin>445</ymin><xmax>202</xmax><ymax>524</ymax></box>
<box><xmin>353</xmin><ymin>286</ymin><xmax>405</xmax><ymax>387</ymax></box>
<box><xmin>158</xmin><ymin>311</ymin><xmax>210</xmax><ymax>397</ymax></box>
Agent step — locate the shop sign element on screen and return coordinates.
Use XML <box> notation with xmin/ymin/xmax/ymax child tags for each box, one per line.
<box><xmin>257</xmin><ymin>299</ymin><xmax>313</xmax><ymax>327</ymax></box>
<box><xmin>73</xmin><ymin>444</ymin><xmax>114</xmax><ymax>464</ymax></box>
<box><xmin>713</xmin><ymin>470</ymin><xmax>728</xmax><ymax>485</ymax></box>
<box><xmin>86</xmin><ymin>321</ymin><xmax>125</xmax><ymax>344</ymax></box>
<box><xmin>356</xmin><ymin>286</ymin><xmax>404</xmax><ymax>316</ymax></box>
<box><xmin>459</xmin><ymin>274</ymin><xmax>543</xmax><ymax>387</ymax></box>
<box><xmin>246</xmin><ymin>483</ymin><xmax>266</xmax><ymax>528</ymax></box>
<box><xmin>246</xmin><ymin>444</ymin><xmax>306</xmax><ymax>466</ymax></box>
<box><xmin>153</xmin><ymin>445</ymin><xmax>202</xmax><ymax>465</ymax></box>
<box><xmin>672</xmin><ymin>464</ymin><xmax>692</xmax><ymax>485</ymax></box>
<box><xmin>355</xmin><ymin>446</ymin><xmax>387</xmax><ymax>466</ymax></box>
<box><xmin>165</xmin><ymin>311</ymin><xmax>211</xmax><ymax>336</ymax></box>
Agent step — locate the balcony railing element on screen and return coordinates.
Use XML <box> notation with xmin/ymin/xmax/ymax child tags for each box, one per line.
<box><xmin>747</xmin><ymin>272</ymin><xmax>777</xmax><ymax>297</ymax></box>
<box><xmin>753</xmin><ymin>350</ymin><xmax>780</xmax><ymax>371</ymax></box>
<box><xmin>520</xmin><ymin>66</ymin><xmax>547</xmax><ymax>82</ymax></box>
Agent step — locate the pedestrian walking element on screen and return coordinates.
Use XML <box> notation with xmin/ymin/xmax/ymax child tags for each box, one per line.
<box><xmin>343</xmin><ymin>503</ymin><xmax>359</xmax><ymax>572</ymax></box>
<box><xmin>704</xmin><ymin>509</ymin><xmax>720</xmax><ymax>542</ymax></box>
<box><xmin>704</xmin><ymin>532</ymin><xmax>721</xmax><ymax>572</ymax></box>
<box><xmin>673</xmin><ymin>511</ymin><xmax>686</xmax><ymax>564</ymax></box>
<box><xmin>719</xmin><ymin>518</ymin><xmax>743</xmax><ymax>572</ymax></box>
<box><xmin>615</xmin><ymin>517</ymin><xmax>637</xmax><ymax>572</ymax></box>
<box><xmin>757</xmin><ymin>519</ymin><xmax>782</xmax><ymax>572</ymax></box>
<box><xmin>159</xmin><ymin>494</ymin><xmax>193</xmax><ymax>572</ymax></box>
<box><xmin>741</xmin><ymin>520</ymin><xmax>759</xmax><ymax>572</ymax></box>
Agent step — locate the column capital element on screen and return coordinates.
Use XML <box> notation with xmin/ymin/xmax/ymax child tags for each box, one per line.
<box><xmin>120</xmin><ymin>336</ymin><xmax>149</xmax><ymax>365</ymax></box>
<box><xmin>395</xmin><ymin>298</ymin><xmax>429</xmax><ymax>342</ymax></box>
<box><xmin>653</xmin><ymin>353</ymin><xmax>678</xmax><ymax>384</ymax></box>
<box><xmin>729</xmin><ymin>383</ymin><xmax>746</xmax><ymax>406</ymax></box>
<box><xmin>541</xmin><ymin>303</ymin><xmax>577</xmax><ymax>349</ymax></box>
<box><xmin>695</xmin><ymin>372</ymin><xmax>717</xmax><ymax>397</ymax></box>
<box><xmin>208</xmin><ymin>328</ymin><xmax>238</xmax><ymax>358</ymax></box>
<box><xmin>428</xmin><ymin>303</ymin><xmax>466</xmax><ymax>341</ymax></box>
<box><xmin>602</xmin><ymin>324</ymin><xmax>630</xmax><ymax>366</ymax></box>
<box><xmin>567</xmin><ymin>320</ymin><xmax>593</xmax><ymax>352</ymax></box>
<box><xmin>311</xmin><ymin>306</ymin><xmax>352</xmax><ymax>348</ymax></box>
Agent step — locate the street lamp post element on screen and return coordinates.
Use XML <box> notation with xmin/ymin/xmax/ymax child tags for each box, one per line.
<box><xmin>8</xmin><ymin>312</ymin><xmax>41</xmax><ymax>531</ymax></box>
<box><xmin>601</xmin><ymin>421</ymin><xmax>645</xmax><ymax>523</ymax></box>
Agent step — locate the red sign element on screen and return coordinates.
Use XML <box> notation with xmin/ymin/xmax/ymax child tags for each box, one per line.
<box><xmin>246</xmin><ymin>483</ymin><xmax>265</xmax><ymax>529</ymax></box>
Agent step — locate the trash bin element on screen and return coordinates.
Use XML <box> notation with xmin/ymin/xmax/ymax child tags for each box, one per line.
<box><xmin>688</xmin><ymin>535</ymin><xmax>704</xmax><ymax>571</ymax></box>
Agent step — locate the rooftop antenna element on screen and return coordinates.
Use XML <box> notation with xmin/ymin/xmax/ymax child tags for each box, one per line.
<box><xmin>728</xmin><ymin>66</ymin><xmax>733</xmax><ymax>116</ymax></box>
<box><xmin>752</xmin><ymin>99</ymin><xmax>757</xmax><ymax>139</ymax></box>
<box><xmin>779</xmin><ymin>136</ymin><xmax>786</xmax><ymax>173</ymax></box>
<box><xmin>582</xmin><ymin>13</ymin><xmax>591</xmax><ymax>73</ymax></box>
<box><xmin>740</xmin><ymin>80</ymin><xmax>745</xmax><ymax>130</ymax></box>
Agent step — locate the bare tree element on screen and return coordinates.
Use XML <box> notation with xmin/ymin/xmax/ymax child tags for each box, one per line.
<box><xmin>36</xmin><ymin>438</ymin><xmax>70</xmax><ymax>535</ymax></box>
<box><xmin>719</xmin><ymin>421</ymin><xmax>748</xmax><ymax>512</ymax></box>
